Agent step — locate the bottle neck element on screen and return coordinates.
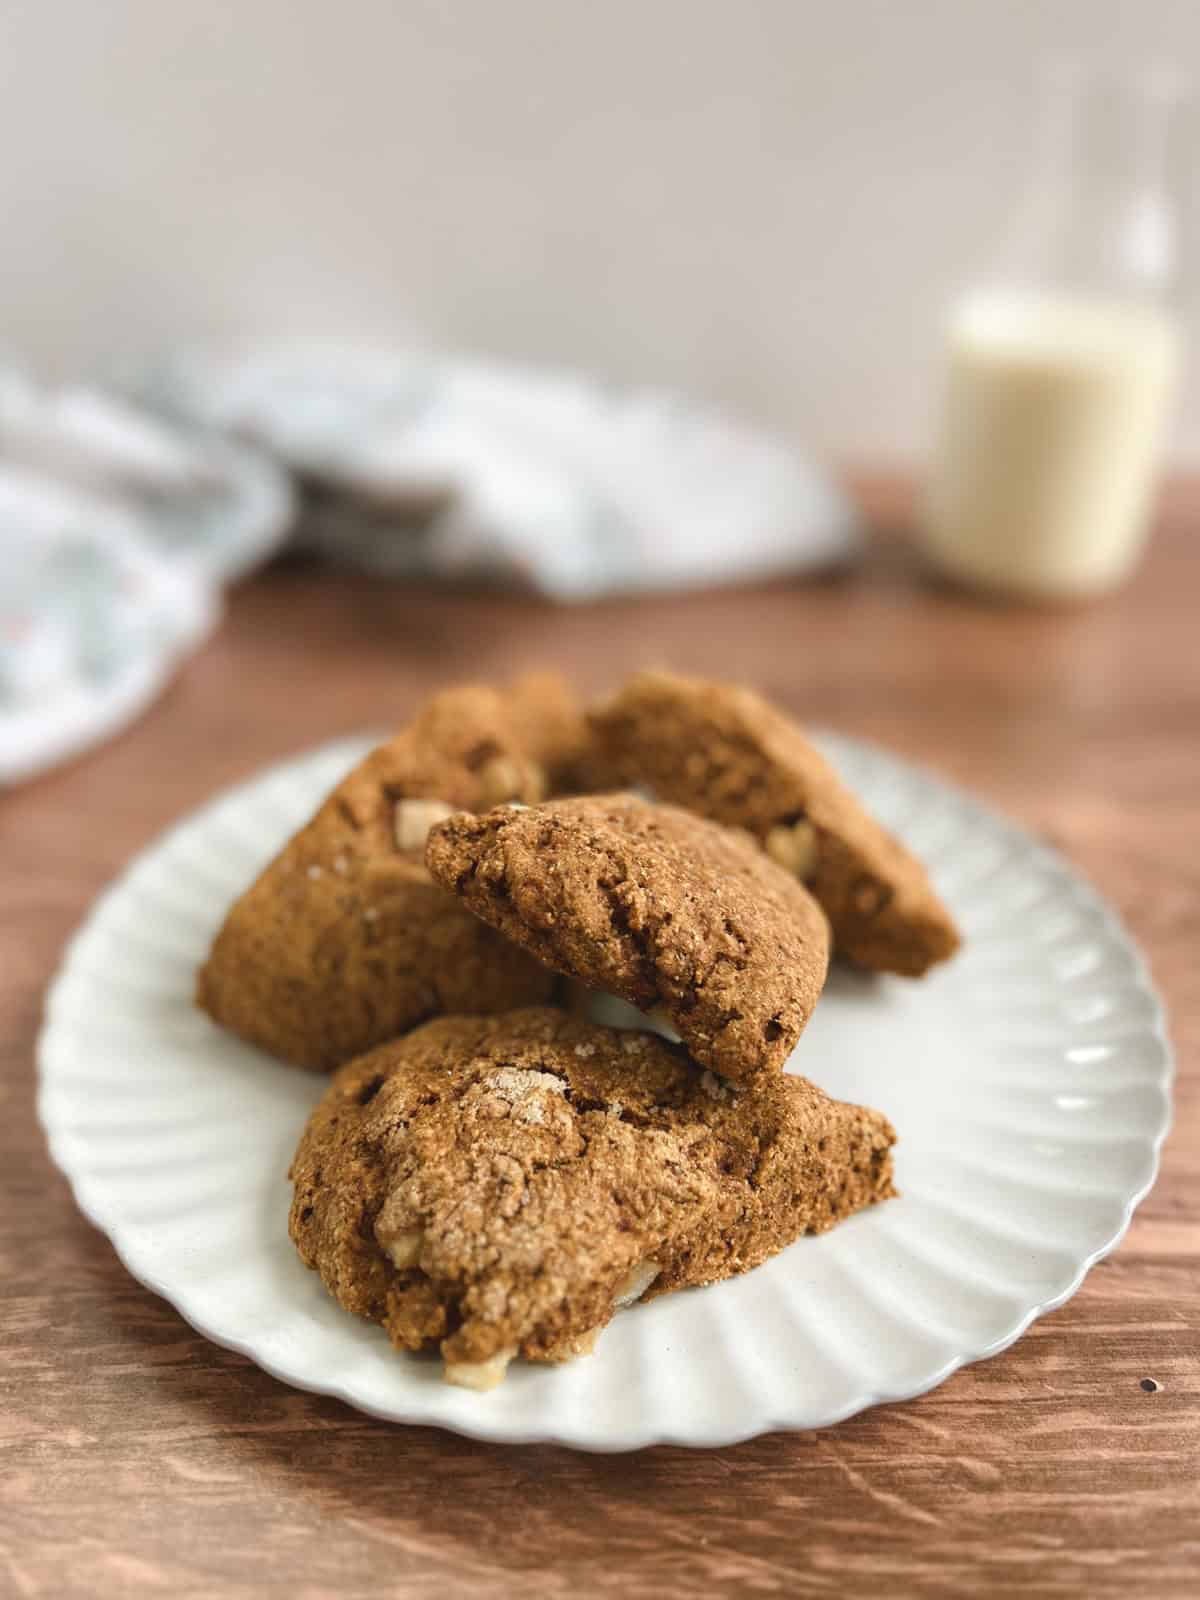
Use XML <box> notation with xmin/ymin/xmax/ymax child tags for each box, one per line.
<box><xmin>1001</xmin><ymin>65</ymin><xmax>1183</xmax><ymax>305</ymax></box>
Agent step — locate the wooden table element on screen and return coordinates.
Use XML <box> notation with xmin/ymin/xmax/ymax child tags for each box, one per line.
<box><xmin>3</xmin><ymin>476</ymin><xmax>1197</xmax><ymax>1597</ymax></box>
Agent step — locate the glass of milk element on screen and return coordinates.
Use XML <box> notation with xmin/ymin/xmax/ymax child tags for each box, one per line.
<box><xmin>923</xmin><ymin>63</ymin><xmax>1186</xmax><ymax>600</ymax></box>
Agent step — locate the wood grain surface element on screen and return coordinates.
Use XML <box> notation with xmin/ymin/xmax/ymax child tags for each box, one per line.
<box><xmin>2</xmin><ymin>474</ymin><xmax>1197</xmax><ymax>1599</ymax></box>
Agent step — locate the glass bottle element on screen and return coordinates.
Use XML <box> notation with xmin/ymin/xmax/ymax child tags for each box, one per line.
<box><xmin>922</xmin><ymin>63</ymin><xmax>1187</xmax><ymax>600</ymax></box>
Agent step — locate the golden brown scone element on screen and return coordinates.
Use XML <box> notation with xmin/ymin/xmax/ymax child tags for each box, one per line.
<box><xmin>197</xmin><ymin>675</ymin><xmax>585</xmax><ymax>1070</ymax></box>
<box><xmin>425</xmin><ymin>794</ymin><xmax>830</xmax><ymax>1082</ymax></box>
<box><xmin>289</xmin><ymin>1008</ymin><xmax>897</xmax><ymax>1388</ymax></box>
<box><xmin>586</xmin><ymin>670</ymin><xmax>960</xmax><ymax>976</ymax></box>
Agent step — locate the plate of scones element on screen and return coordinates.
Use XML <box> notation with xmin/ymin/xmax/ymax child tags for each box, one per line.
<box><xmin>38</xmin><ymin>670</ymin><xmax>1173</xmax><ymax>1449</ymax></box>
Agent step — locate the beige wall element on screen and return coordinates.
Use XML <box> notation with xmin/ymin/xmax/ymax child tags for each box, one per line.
<box><xmin>0</xmin><ymin>0</ymin><xmax>1196</xmax><ymax>458</ymax></box>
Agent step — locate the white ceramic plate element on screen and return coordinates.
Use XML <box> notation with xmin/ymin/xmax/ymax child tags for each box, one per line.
<box><xmin>38</xmin><ymin>734</ymin><xmax>1173</xmax><ymax>1451</ymax></box>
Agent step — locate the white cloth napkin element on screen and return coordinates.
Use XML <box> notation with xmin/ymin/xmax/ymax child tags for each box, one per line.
<box><xmin>4</xmin><ymin>345</ymin><xmax>859</xmax><ymax>781</ymax></box>
<box><xmin>136</xmin><ymin>343</ymin><xmax>861</xmax><ymax>601</ymax></box>
<box><xmin>0</xmin><ymin>372</ymin><xmax>292</xmax><ymax>783</ymax></box>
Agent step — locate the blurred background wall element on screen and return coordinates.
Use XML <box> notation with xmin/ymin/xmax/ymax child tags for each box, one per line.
<box><xmin>0</xmin><ymin>0</ymin><xmax>1196</xmax><ymax>459</ymax></box>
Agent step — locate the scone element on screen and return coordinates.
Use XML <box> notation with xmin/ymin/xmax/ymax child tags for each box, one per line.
<box><xmin>288</xmin><ymin>1008</ymin><xmax>897</xmax><ymax>1389</ymax></box>
<box><xmin>586</xmin><ymin>670</ymin><xmax>960</xmax><ymax>976</ymax></box>
<box><xmin>197</xmin><ymin>674</ymin><xmax>584</xmax><ymax>1070</ymax></box>
<box><xmin>425</xmin><ymin>794</ymin><xmax>829</xmax><ymax>1082</ymax></box>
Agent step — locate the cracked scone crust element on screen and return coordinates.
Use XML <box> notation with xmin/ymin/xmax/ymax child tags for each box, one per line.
<box><xmin>288</xmin><ymin>1008</ymin><xmax>897</xmax><ymax>1385</ymax></box>
<box><xmin>425</xmin><ymin>794</ymin><xmax>830</xmax><ymax>1082</ymax></box>
<box><xmin>586</xmin><ymin>670</ymin><xmax>960</xmax><ymax>976</ymax></box>
<box><xmin>197</xmin><ymin>675</ymin><xmax>584</xmax><ymax>1070</ymax></box>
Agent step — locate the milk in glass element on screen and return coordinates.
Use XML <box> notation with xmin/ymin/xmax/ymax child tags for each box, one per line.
<box><xmin>922</xmin><ymin>64</ymin><xmax>1185</xmax><ymax>600</ymax></box>
<box><xmin>926</xmin><ymin>291</ymin><xmax>1180</xmax><ymax>596</ymax></box>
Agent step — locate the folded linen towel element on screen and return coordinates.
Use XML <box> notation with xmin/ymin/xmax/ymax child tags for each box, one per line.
<box><xmin>0</xmin><ymin>372</ymin><xmax>291</xmax><ymax>783</ymax></box>
<box><xmin>5</xmin><ymin>344</ymin><xmax>858</xmax><ymax>781</ymax></box>
<box><xmin>134</xmin><ymin>342</ymin><xmax>860</xmax><ymax>602</ymax></box>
